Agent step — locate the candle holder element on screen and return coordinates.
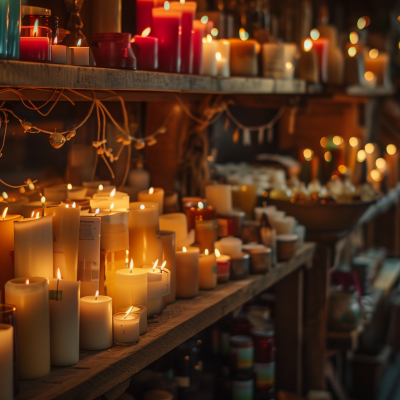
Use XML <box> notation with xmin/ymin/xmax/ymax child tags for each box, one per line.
<box><xmin>117</xmin><ymin>305</ymin><xmax>148</xmax><ymax>335</ymax></box>
<box><xmin>113</xmin><ymin>312</ymin><xmax>140</xmax><ymax>346</ymax></box>
<box><xmin>20</xmin><ymin>26</ymin><xmax>52</xmax><ymax>62</ymax></box>
<box><xmin>63</xmin><ymin>0</ymin><xmax>88</xmax><ymax>47</ymax></box>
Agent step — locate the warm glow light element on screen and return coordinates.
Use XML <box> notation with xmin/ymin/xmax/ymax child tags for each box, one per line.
<box><xmin>324</xmin><ymin>151</ymin><xmax>332</xmax><ymax>162</ymax></box>
<box><xmin>67</xmin><ymin>183</ymin><xmax>72</xmax><ymax>190</ymax></box>
<box><xmin>205</xmin><ymin>249</ymin><xmax>209</xmax><ymax>256</ymax></box>
<box><xmin>348</xmin><ymin>47</ymin><xmax>357</xmax><ymax>57</ymax></box>
<box><xmin>320</xmin><ymin>137</ymin><xmax>328</xmax><ymax>148</ymax></box>
<box><xmin>130</xmin><ymin>259</ymin><xmax>134</xmax><ymax>273</ymax></box>
<box><xmin>304</xmin><ymin>38</ymin><xmax>313</xmax><ymax>52</ymax></box>
<box><xmin>215</xmin><ymin>52</ymin><xmax>222</xmax><ymax>60</ymax></box>
<box><xmin>215</xmin><ymin>249</ymin><xmax>220</xmax><ymax>257</ymax></box>
<box><xmin>365</xmin><ymin>71</ymin><xmax>375</xmax><ymax>82</ymax></box>
<box><xmin>207</xmin><ymin>34</ymin><xmax>212</xmax><ymax>43</ymax></box>
<box><xmin>161</xmin><ymin>261</ymin><xmax>166</xmax><ymax>271</ymax></box>
<box><xmin>2</xmin><ymin>207</ymin><xmax>8</xmax><ymax>220</ymax></box>
<box><xmin>310</xmin><ymin>29</ymin><xmax>320</xmax><ymax>40</ymax></box>
<box><xmin>369</xmin><ymin>49</ymin><xmax>379</xmax><ymax>59</ymax></box>
<box><xmin>148</xmin><ymin>187</ymin><xmax>154</xmax><ymax>194</ymax></box>
<box><xmin>241</xmin><ymin>185</ymin><xmax>248</xmax><ymax>192</ymax></box>
<box><xmin>28</xmin><ymin>183</ymin><xmax>35</xmax><ymax>190</ymax></box>
<box><xmin>142</xmin><ymin>27</ymin><xmax>151</xmax><ymax>37</ymax></box>
<box><xmin>371</xmin><ymin>169</ymin><xmax>381</xmax><ymax>181</ymax></box>
<box><xmin>36</xmin><ymin>212</ymin><xmax>40</xmax><ymax>219</ymax></box>
<box><xmin>164</xmin><ymin>1</ymin><xmax>170</xmax><ymax>10</ymax></box>
<box><xmin>387</xmin><ymin>144</ymin><xmax>397</xmax><ymax>155</ymax></box>
<box><xmin>2</xmin><ymin>191</ymin><xmax>8</xmax><ymax>199</ymax></box>
<box><xmin>376</xmin><ymin>158</ymin><xmax>387</xmax><ymax>171</ymax></box>
<box><xmin>31</xmin><ymin>211</ymin><xmax>35</xmax><ymax>218</ymax></box>
<box><xmin>110</xmin><ymin>203</ymin><xmax>115</xmax><ymax>211</ymax></box>
<box><xmin>365</xmin><ymin>143</ymin><xmax>375</xmax><ymax>154</ymax></box>
<box><xmin>211</xmin><ymin>28</ymin><xmax>219</xmax><ymax>36</ymax></box>
<box><xmin>25</xmin><ymin>279</ymin><xmax>29</xmax><ymax>285</ymax></box>
<box><xmin>65</xmin><ymin>204</ymin><xmax>69</xmax><ymax>208</ymax></box>
<box><xmin>198</xmin><ymin>202</ymin><xmax>204</xmax><ymax>209</ymax></box>
<box><xmin>72</xmin><ymin>202</ymin><xmax>76</xmax><ymax>208</ymax></box>
<box><xmin>110</xmin><ymin>188</ymin><xmax>116</xmax><ymax>197</ymax></box>
<box><xmin>333</xmin><ymin>136</ymin><xmax>343</xmax><ymax>146</ymax></box>
<box><xmin>286</xmin><ymin>61</ymin><xmax>293</xmax><ymax>69</ymax></box>
<box><xmin>41</xmin><ymin>196</ymin><xmax>46</xmax><ymax>204</ymax></box>
<box><xmin>153</xmin><ymin>259</ymin><xmax>159</xmax><ymax>271</ymax></box>
<box><xmin>183</xmin><ymin>247</ymin><xmax>187</xmax><ymax>252</ymax></box>
<box><xmin>239</xmin><ymin>28</ymin><xmax>249</xmax><ymax>41</ymax></box>
<box><xmin>357</xmin><ymin>17</ymin><xmax>367</xmax><ymax>30</ymax></box>
<box><xmin>57</xmin><ymin>268</ymin><xmax>62</xmax><ymax>280</ymax></box>
<box><xmin>95</xmin><ymin>208</ymin><xmax>100</xmax><ymax>216</ymax></box>
<box><xmin>349</xmin><ymin>137</ymin><xmax>359</xmax><ymax>147</ymax></box>
<box><xmin>140</xmin><ymin>204</ymin><xmax>145</xmax><ymax>209</ymax></box>
<box><xmin>124</xmin><ymin>306</ymin><xmax>133</xmax><ymax>319</ymax></box>
<box><xmin>179</xmin><ymin>0</ymin><xmax>185</xmax><ymax>3</ymax></box>
<box><xmin>338</xmin><ymin>165</ymin><xmax>347</xmax><ymax>174</ymax></box>
<box><xmin>303</xmin><ymin>149</ymin><xmax>314</xmax><ymax>161</ymax></box>
<box><xmin>98</xmin><ymin>184</ymin><xmax>104</xmax><ymax>191</ymax></box>
<box><xmin>77</xmin><ymin>38</ymin><xmax>82</xmax><ymax>47</ymax></box>
<box><xmin>95</xmin><ymin>290</ymin><xmax>99</xmax><ymax>300</ymax></box>
<box><xmin>201</xmin><ymin>15</ymin><xmax>208</xmax><ymax>24</ymax></box>
<box><xmin>349</xmin><ymin>32</ymin><xmax>359</xmax><ymax>44</ymax></box>
<box><xmin>357</xmin><ymin>149</ymin><xmax>367</xmax><ymax>162</ymax></box>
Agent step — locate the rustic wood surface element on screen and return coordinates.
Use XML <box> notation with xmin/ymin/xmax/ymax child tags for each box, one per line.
<box><xmin>16</xmin><ymin>243</ymin><xmax>315</xmax><ymax>400</ymax></box>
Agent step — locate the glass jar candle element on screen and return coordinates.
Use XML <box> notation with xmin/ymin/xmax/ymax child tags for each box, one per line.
<box><xmin>20</xmin><ymin>26</ymin><xmax>52</xmax><ymax>62</ymax></box>
<box><xmin>22</xmin><ymin>15</ymin><xmax>59</xmax><ymax>45</ymax></box>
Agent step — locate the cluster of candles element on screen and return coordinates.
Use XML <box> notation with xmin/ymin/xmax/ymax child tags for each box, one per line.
<box><xmin>0</xmin><ymin>179</ymin><xmax>302</xmax><ymax>398</ymax></box>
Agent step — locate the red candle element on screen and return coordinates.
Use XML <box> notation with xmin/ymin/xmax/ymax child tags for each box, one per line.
<box><xmin>132</xmin><ymin>32</ymin><xmax>158</xmax><ymax>71</ymax></box>
<box><xmin>170</xmin><ymin>1</ymin><xmax>197</xmax><ymax>74</ymax></box>
<box><xmin>185</xmin><ymin>202</ymin><xmax>216</xmax><ymax>231</ymax></box>
<box><xmin>311</xmin><ymin>29</ymin><xmax>329</xmax><ymax>83</ymax></box>
<box><xmin>193</xmin><ymin>19</ymin><xmax>206</xmax><ymax>75</ymax></box>
<box><xmin>152</xmin><ymin>7</ymin><xmax>182</xmax><ymax>73</ymax></box>
<box><xmin>136</xmin><ymin>0</ymin><xmax>164</xmax><ymax>36</ymax></box>
<box><xmin>20</xmin><ymin>26</ymin><xmax>51</xmax><ymax>62</ymax></box>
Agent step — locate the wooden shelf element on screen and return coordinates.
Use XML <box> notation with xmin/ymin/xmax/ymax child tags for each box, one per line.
<box><xmin>16</xmin><ymin>242</ymin><xmax>315</xmax><ymax>400</ymax></box>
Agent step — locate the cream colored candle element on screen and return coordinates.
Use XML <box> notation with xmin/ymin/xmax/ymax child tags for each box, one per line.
<box><xmin>91</xmin><ymin>190</ymin><xmax>130</xmax><ymax>211</ymax></box>
<box><xmin>216</xmin><ymin>39</ymin><xmax>230</xmax><ymax>77</ymax></box>
<box><xmin>176</xmin><ymin>246</ymin><xmax>199</xmax><ymax>298</ymax></box>
<box><xmin>202</xmin><ymin>35</ymin><xmax>217</xmax><ymax>76</ymax></box>
<box><xmin>114</xmin><ymin>262</ymin><xmax>148</xmax><ymax>312</ymax></box>
<box><xmin>215</xmin><ymin>237</ymin><xmax>242</xmax><ymax>256</ymax></box>
<box><xmin>21</xmin><ymin>201</ymin><xmax>57</xmax><ymax>218</ymax></box>
<box><xmin>80</xmin><ymin>292</ymin><xmax>112</xmax><ymax>350</ymax></box>
<box><xmin>205</xmin><ymin>184</ymin><xmax>232</xmax><ymax>215</ymax></box>
<box><xmin>229</xmin><ymin>38</ymin><xmax>260</xmax><ymax>76</ymax></box>
<box><xmin>113</xmin><ymin>312</ymin><xmax>140</xmax><ymax>345</ymax></box>
<box><xmin>159</xmin><ymin>213</ymin><xmax>194</xmax><ymax>249</ymax></box>
<box><xmin>14</xmin><ymin>215</ymin><xmax>53</xmax><ymax>278</ymax></box>
<box><xmin>261</xmin><ymin>43</ymin><xmax>285</xmax><ymax>78</ymax></box>
<box><xmin>199</xmin><ymin>249</ymin><xmax>217</xmax><ymax>289</ymax></box>
<box><xmin>118</xmin><ymin>304</ymin><xmax>148</xmax><ymax>335</ymax></box>
<box><xmin>0</xmin><ymin>324</ymin><xmax>13</xmax><ymax>400</ymax></box>
<box><xmin>147</xmin><ymin>297</ymin><xmax>164</xmax><ymax>316</ymax></box>
<box><xmin>45</xmin><ymin>205</ymin><xmax>80</xmax><ymax>281</ymax></box>
<box><xmin>0</xmin><ymin>213</ymin><xmax>22</xmax><ymax>301</ymax></box>
<box><xmin>138</xmin><ymin>187</ymin><xmax>165</xmax><ymax>215</ymax></box>
<box><xmin>385</xmin><ymin>144</ymin><xmax>399</xmax><ymax>189</ymax></box>
<box><xmin>160</xmin><ymin>230</ymin><xmax>176</xmax><ymax>304</ymax></box>
<box><xmin>67</xmin><ymin>186</ymin><xmax>87</xmax><ymax>200</ymax></box>
<box><xmin>129</xmin><ymin>202</ymin><xmax>163</xmax><ymax>268</ymax></box>
<box><xmin>70</xmin><ymin>46</ymin><xmax>90</xmax><ymax>66</ymax></box>
<box><xmin>49</xmin><ymin>275</ymin><xmax>80</xmax><ymax>366</ymax></box>
<box><xmin>5</xmin><ymin>277</ymin><xmax>50</xmax><ymax>379</ymax></box>
<box><xmin>43</xmin><ymin>185</ymin><xmax>69</xmax><ymax>202</ymax></box>
<box><xmin>364</xmin><ymin>49</ymin><xmax>390</xmax><ymax>86</ymax></box>
<box><xmin>142</xmin><ymin>264</ymin><xmax>170</xmax><ymax>298</ymax></box>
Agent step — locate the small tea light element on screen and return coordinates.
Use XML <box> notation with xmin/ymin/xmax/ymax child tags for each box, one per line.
<box><xmin>117</xmin><ymin>304</ymin><xmax>148</xmax><ymax>335</ymax></box>
<box><xmin>113</xmin><ymin>308</ymin><xmax>140</xmax><ymax>345</ymax></box>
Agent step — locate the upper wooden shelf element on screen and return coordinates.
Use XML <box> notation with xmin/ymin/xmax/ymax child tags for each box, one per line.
<box><xmin>16</xmin><ymin>242</ymin><xmax>315</xmax><ymax>400</ymax></box>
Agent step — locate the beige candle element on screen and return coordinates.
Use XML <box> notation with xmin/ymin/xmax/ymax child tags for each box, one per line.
<box><xmin>205</xmin><ymin>184</ymin><xmax>232</xmax><ymax>215</ymax></box>
<box><xmin>202</xmin><ymin>35</ymin><xmax>218</xmax><ymax>76</ymax></box>
<box><xmin>160</xmin><ymin>230</ymin><xmax>176</xmax><ymax>304</ymax></box>
<box><xmin>176</xmin><ymin>246</ymin><xmax>199</xmax><ymax>298</ymax></box>
<box><xmin>199</xmin><ymin>249</ymin><xmax>217</xmax><ymax>289</ymax></box>
<box><xmin>138</xmin><ymin>187</ymin><xmax>165</xmax><ymax>215</ymax></box>
<box><xmin>0</xmin><ymin>323</ymin><xmax>13</xmax><ymax>400</ymax></box>
<box><xmin>159</xmin><ymin>213</ymin><xmax>194</xmax><ymax>249</ymax></box>
<box><xmin>91</xmin><ymin>190</ymin><xmax>130</xmax><ymax>211</ymax></box>
<box><xmin>5</xmin><ymin>277</ymin><xmax>50</xmax><ymax>379</ymax></box>
<box><xmin>229</xmin><ymin>38</ymin><xmax>260</xmax><ymax>77</ymax></box>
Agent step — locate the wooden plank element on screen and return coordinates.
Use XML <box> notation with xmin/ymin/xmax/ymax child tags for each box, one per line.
<box><xmin>16</xmin><ymin>243</ymin><xmax>316</xmax><ymax>400</ymax></box>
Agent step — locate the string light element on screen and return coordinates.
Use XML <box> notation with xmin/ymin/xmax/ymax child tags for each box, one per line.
<box><xmin>348</xmin><ymin>47</ymin><xmax>357</xmax><ymax>57</ymax></box>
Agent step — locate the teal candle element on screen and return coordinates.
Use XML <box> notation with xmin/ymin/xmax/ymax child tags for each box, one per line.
<box><xmin>0</xmin><ymin>0</ymin><xmax>20</xmax><ymax>59</ymax></box>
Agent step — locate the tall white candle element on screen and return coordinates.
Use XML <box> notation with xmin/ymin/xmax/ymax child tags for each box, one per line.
<box><xmin>138</xmin><ymin>187</ymin><xmax>165</xmax><ymax>215</ymax></box>
<box><xmin>49</xmin><ymin>274</ymin><xmax>80</xmax><ymax>366</ymax></box>
<box><xmin>80</xmin><ymin>292</ymin><xmax>112</xmax><ymax>350</ymax></box>
<box><xmin>91</xmin><ymin>190</ymin><xmax>130</xmax><ymax>211</ymax></box>
<box><xmin>0</xmin><ymin>324</ymin><xmax>13</xmax><ymax>400</ymax></box>
<box><xmin>176</xmin><ymin>246</ymin><xmax>199</xmax><ymax>298</ymax></box>
<box><xmin>5</xmin><ymin>277</ymin><xmax>50</xmax><ymax>379</ymax></box>
<box><xmin>205</xmin><ymin>185</ymin><xmax>232</xmax><ymax>215</ymax></box>
<box><xmin>14</xmin><ymin>215</ymin><xmax>53</xmax><ymax>278</ymax></box>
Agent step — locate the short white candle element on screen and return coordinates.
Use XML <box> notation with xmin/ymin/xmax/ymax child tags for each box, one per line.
<box><xmin>176</xmin><ymin>246</ymin><xmax>199</xmax><ymax>298</ymax></box>
<box><xmin>160</xmin><ymin>230</ymin><xmax>177</xmax><ymax>304</ymax></box>
<box><xmin>0</xmin><ymin>324</ymin><xmax>13</xmax><ymax>400</ymax></box>
<box><xmin>113</xmin><ymin>312</ymin><xmax>140</xmax><ymax>345</ymax></box>
<box><xmin>142</xmin><ymin>263</ymin><xmax>170</xmax><ymax>298</ymax></box>
<box><xmin>118</xmin><ymin>304</ymin><xmax>148</xmax><ymax>335</ymax></box>
<box><xmin>91</xmin><ymin>189</ymin><xmax>130</xmax><ymax>211</ymax></box>
<box><xmin>199</xmin><ymin>250</ymin><xmax>217</xmax><ymax>289</ymax></box>
<box><xmin>216</xmin><ymin>39</ymin><xmax>230</xmax><ymax>77</ymax></box>
<box><xmin>51</xmin><ymin>44</ymin><xmax>67</xmax><ymax>64</ymax></box>
<box><xmin>205</xmin><ymin>184</ymin><xmax>232</xmax><ymax>215</ymax></box>
<box><xmin>215</xmin><ymin>237</ymin><xmax>242</xmax><ymax>256</ymax></box>
<box><xmin>138</xmin><ymin>187</ymin><xmax>165</xmax><ymax>215</ymax></box>
<box><xmin>82</xmin><ymin>180</ymin><xmax>111</xmax><ymax>197</ymax></box>
<box><xmin>70</xmin><ymin>46</ymin><xmax>90</xmax><ymax>66</ymax></box>
<box><xmin>80</xmin><ymin>292</ymin><xmax>113</xmax><ymax>350</ymax></box>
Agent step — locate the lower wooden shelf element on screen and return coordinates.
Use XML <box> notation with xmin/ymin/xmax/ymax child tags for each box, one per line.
<box><xmin>16</xmin><ymin>242</ymin><xmax>315</xmax><ymax>400</ymax></box>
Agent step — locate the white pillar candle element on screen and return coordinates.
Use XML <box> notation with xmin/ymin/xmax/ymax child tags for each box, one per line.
<box><xmin>202</xmin><ymin>35</ymin><xmax>217</xmax><ymax>76</ymax></box>
<box><xmin>14</xmin><ymin>215</ymin><xmax>54</xmax><ymax>278</ymax></box>
<box><xmin>5</xmin><ymin>277</ymin><xmax>50</xmax><ymax>380</ymax></box>
<box><xmin>216</xmin><ymin>39</ymin><xmax>230</xmax><ymax>77</ymax></box>
<box><xmin>142</xmin><ymin>265</ymin><xmax>170</xmax><ymax>298</ymax></box>
<box><xmin>176</xmin><ymin>246</ymin><xmax>199</xmax><ymax>298</ymax></box>
<box><xmin>160</xmin><ymin>231</ymin><xmax>176</xmax><ymax>304</ymax></box>
<box><xmin>199</xmin><ymin>250</ymin><xmax>217</xmax><ymax>289</ymax></box>
<box><xmin>45</xmin><ymin>205</ymin><xmax>80</xmax><ymax>281</ymax></box>
<box><xmin>0</xmin><ymin>324</ymin><xmax>13</xmax><ymax>400</ymax></box>
<box><xmin>205</xmin><ymin>184</ymin><xmax>232</xmax><ymax>215</ymax></box>
<box><xmin>262</xmin><ymin>43</ymin><xmax>285</xmax><ymax>78</ymax></box>
<box><xmin>114</xmin><ymin>263</ymin><xmax>148</xmax><ymax>312</ymax></box>
<box><xmin>254</xmin><ymin>206</ymin><xmax>277</xmax><ymax>222</ymax></box>
<box><xmin>80</xmin><ymin>293</ymin><xmax>112</xmax><ymax>350</ymax></box>
<box><xmin>20</xmin><ymin>201</ymin><xmax>57</xmax><ymax>218</ymax></box>
<box><xmin>82</xmin><ymin>181</ymin><xmax>111</xmax><ymax>197</ymax></box>
<box><xmin>118</xmin><ymin>304</ymin><xmax>147</xmax><ymax>335</ymax></box>
<box><xmin>147</xmin><ymin>297</ymin><xmax>164</xmax><ymax>316</ymax></box>
<box><xmin>70</xmin><ymin>46</ymin><xmax>90</xmax><ymax>66</ymax></box>
<box><xmin>159</xmin><ymin>213</ymin><xmax>194</xmax><ymax>249</ymax></box>
<box><xmin>49</xmin><ymin>276</ymin><xmax>80</xmax><ymax>366</ymax></box>
<box><xmin>129</xmin><ymin>202</ymin><xmax>163</xmax><ymax>268</ymax></box>
<box><xmin>113</xmin><ymin>312</ymin><xmax>140</xmax><ymax>345</ymax></box>
<box><xmin>215</xmin><ymin>237</ymin><xmax>242</xmax><ymax>256</ymax></box>
<box><xmin>91</xmin><ymin>190</ymin><xmax>130</xmax><ymax>211</ymax></box>
<box><xmin>138</xmin><ymin>187</ymin><xmax>165</xmax><ymax>215</ymax></box>
<box><xmin>51</xmin><ymin>44</ymin><xmax>67</xmax><ymax>64</ymax></box>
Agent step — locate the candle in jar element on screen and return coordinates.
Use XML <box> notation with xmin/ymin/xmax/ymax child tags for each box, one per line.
<box><xmin>199</xmin><ymin>249</ymin><xmax>217</xmax><ymax>289</ymax></box>
<box><xmin>132</xmin><ymin>29</ymin><xmax>158</xmax><ymax>71</ymax></box>
<box><xmin>19</xmin><ymin>25</ymin><xmax>51</xmax><ymax>62</ymax></box>
<box><xmin>49</xmin><ymin>271</ymin><xmax>80</xmax><ymax>366</ymax></box>
<box><xmin>118</xmin><ymin>304</ymin><xmax>148</xmax><ymax>335</ymax></box>
<box><xmin>229</xmin><ymin>38</ymin><xmax>260</xmax><ymax>77</ymax></box>
<box><xmin>113</xmin><ymin>310</ymin><xmax>140</xmax><ymax>345</ymax></box>
<box><xmin>202</xmin><ymin>34</ymin><xmax>217</xmax><ymax>76</ymax></box>
<box><xmin>195</xmin><ymin>219</ymin><xmax>217</xmax><ymax>253</ymax></box>
<box><xmin>364</xmin><ymin>49</ymin><xmax>390</xmax><ymax>86</ymax></box>
<box><xmin>70</xmin><ymin>41</ymin><xmax>90</xmax><ymax>66</ymax></box>
<box><xmin>216</xmin><ymin>39</ymin><xmax>230</xmax><ymax>77</ymax></box>
<box><xmin>215</xmin><ymin>237</ymin><xmax>242</xmax><ymax>256</ymax></box>
<box><xmin>176</xmin><ymin>246</ymin><xmax>199</xmax><ymax>298</ymax></box>
<box><xmin>152</xmin><ymin>6</ymin><xmax>182</xmax><ymax>73</ymax></box>
<box><xmin>297</xmin><ymin>38</ymin><xmax>319</xmax><ymax>83</ymax></box>
<box><xmin>5</xmin><ymin>277</ymin><xmax>50</xmax><ymax>379</ymax></box>
<box><xmin>385</xmin><ymin>144</ymin><xmax>399</xmax><ymax>190</ymax></box>
<box><xmin>205</xmin><ymin>184</ymin><xmax>232</xmax><ymax>215</ymax></box>
<box><xmin>192</xmin><ymin>19</ymin><xmax>206</xmax><ymax>75</ymax></box>
<box><xmin>159</xmin><ymin>212</ymin><xmax>194</xmax><ymax>249</ymax></box>
<box><xmin>215</xmin><ymin>249</ymin><xmax>230</xmax><ymax>283</ymax></box>
<box><xmin>160</xmin><ymin>230</ymin><xmax>177</xmax><ymax>304</ymax></box>
<box><xmin>91</xmin><ymin>189</ymin><xmax>130</xmax><ymax>211</ymax></box>
<box><xmin>0</xmin><ymin>324</ymin><xmax>13</xmax><ymax>400</ymax></box>
<box><xmin>114</xmin><ymin>261</ymin><xmax>148</xmax><ymax>312</ymax></box>
<box><xmin>138</xmin><ymin>187</ymin><xmax>165</xmax><ymax>215</ymax></box>
<box><xmin>310</xmin><ymin>29</ymin><xmax>329</xmax><ymax>83</ymax></box>
<box><xmin>14</xmin><ymin>215</ymin><xmax>53</xmax><ymax>278</ymax></box>
<box><xmin>185</xmin><ymin>201</ymin><xmax>216</xmax><ymax>231</ymax></box>
<box><xmin>80</xmin><ymin>291</ymin><xmax>113</xmax><ymax>350</ymax></box>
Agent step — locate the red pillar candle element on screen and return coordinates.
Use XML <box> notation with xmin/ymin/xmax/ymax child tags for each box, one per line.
<box><xmin>132</xmin><ymin>31</ymin><xmax>158</xmax><ymax>71</ymax></box>
<box><xmin>193</xmin><ymin>19</ymin><xmax>206</xmax><ymax>75</ymax></box>
<box><xmin>20</xmin><ymin>26</ymin><xmax>52</xmax><ymax>62</ymax></box>
<box><xmin>185</xmin><ymin>201</ymin><xmax>216</xmax><ymax>231</ymax></box>
<box><xmin>136</xmin><ymin>0</ymin><xmax>164</xmax><ymax>35</ymax></box>
<box><xmin>170</xmin><ymin>1</ymin><xmax>197</xmax><ymax>74</ymax></box>
<box><xmin>310</xmin><ymin>29</ymin><xmax>329</xmax><ymax>83</ymax></box>
<box><xmin>152</xmin><ymin>7</ymin><xmax>182</xmax><ymax>73</ymax></box>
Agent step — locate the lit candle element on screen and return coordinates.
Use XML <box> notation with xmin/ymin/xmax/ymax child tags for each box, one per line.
<box><xmin>0</xmin><ymin>211</ymin><xmax>22</xmax><ymax>302</ymax></box>
<box><xmin>0</xmin><ymin>195</ymin><xmax>29</xmax><ymax>215</ymax></box>
<box><xmin>192</xmin><ymin>19</ymin><xmax>206</xmax><ymax>75</ymax></box>
<box><xmin>364</xmin><ymin>49</ymin><xmax>390</xmax><ymax>87</ymax></box>
<box><xmin>199</xmin><ymin>249</ymin><xmax>217</xmax><ymax>290</ymax></box>
<box><xmin>114</xmin><ymin>260</ymin><xmax>148</xmax><ymax>312</ymax></box>
<box><xmin>113</xmin><ymin>308</ymin><xmax>140</xmax><ymax>345</ymax></box>
<box><xmin>129</xmin><ymin>202</ymin><xmax>163</xmax><ymax>268</ymax></box>
<box><xmin>364</xmin><ymin>71</ymin><xmax>378</xmax><ymax>89</ymax></box>
<box><xmin>69</xmin><ymin>39</ymin><xmax>90</xmax><ymax>66</ymax></box>
<box><xmin>5</xmin><ymin>277</ymin><xmax>50</xmax><ymax>379</ymax></box>
<box><xmin>215</xmin><ymin>236</ymin><xmax>242</xmax><ymax>256</ymax></box>
<box><xmin>176</xmin><ymin>246</ymin><xmax>199</xmax><ymax>298</ymax></box>
<box><xmin>14</xmin><ymin>215</ymin><xmax>53</xmax><ymax>278</ymax></box>
<box><xmin>45</xmin><ymin>203</ymin><xmax>80</xmax><ymax>281</ymax></box>
<box><xmin>91</xmin><ymin>189</ymin><xmax>130</xmax><ymax>211</ymax></box>
<box><xmin>80</xmin><ymin>290</ymin><xmax>113</xmax><ymax>350</ymax></box>
<box><xmin>195</xmin><ymin>219</ymin><xmax>217</xmax><ymax>253</ymax></box>
<box><xmin>310</xmin><ymin>29</ymin><xmax>329</xmax><ymax>83</ymax></box>
<box><xmin>118</xmin><ymin>304</ymin><xmax>148</xmax><ymax>335</ymax></box>
<box><xmin>215</xmin><ymin>249</ymin><xmax>230</xmax><ymax>283</ymax></box>
<box><xmin>159</xmin><ymin>212</ymin><xmax>195</xmax><ymax>249</ymax></box>
<box><xmin>185</xmin><ymin>201</ymin><xmax>216</xmax><ymax>232</ymax></box>
<box><xmin>132</xmin><ymin>28</ymin><xmax>158</xmax><ymax>71</ymax></box>
<box><xmin>205</xmin><ymin>184</ymin><xmax>232</xmax><ymax>215</ymax></box>
<box><xmin>216</xmin><ymin>39</ymin><xmax>230</xmax><ymax>77</ymax></box>
<box><xmin>202</xmin><ymin>34</ymin><xmax>217</xmax><ymax>76</ymax></box>
<box><xmin>0</xmin><ymin>324</ymin><xmax>13</xmax><ymax>400</ymax></box>
<box><xmin>19</xmin><ymin>24</ymin><xmax>51</xmax><ymax>62</ymax></box>
<box><xmin>138</xmin><ymin>187</ymin><xmax>165</xmax><ymax>215</ymax></box>
<box><xmin>385</xmin><ymin>144</ymin><xmax>399</xmax><ymax>189</ymax></box>
<box><xmin>152</xmin><ymin>6</ymin><xmax>182</xmax><ymax>73</ymax></box>
<box><xmin>49</xmin><ymin>270</ymin><xmax>80</xmax><ymax>366</ymax></box>
<box><xmin>229</xmin><ymin>37</ymin><xmax>260</xmax><ymax>77</ymax></box>
<box><xmin>297</xmin><ymin>38</ymin><xmax>319</xmax><ymax>83</ymax></box>
<box><xmin>160</xmin><ymin>230</ymin><xmax>177</xmax><ymax>304</ymax></box>
<box><xmin>51</xmin><ymin>37</ymin><xmax>67</xmax><ymax>64</ymax></box>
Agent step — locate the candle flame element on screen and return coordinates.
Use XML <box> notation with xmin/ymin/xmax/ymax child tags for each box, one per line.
<box><xmin>54</xmin><ymin>36</ymin><xmax>58</xmax><ymax>45</ymax></box>
<box><xmin>180</xmin><ymin>0</ymin><xmax>185</xmax><ymax>3</ymax></box>
<box><xmin>333</xmin><ymin>136</ymin><xmax>344</xmax><ymax>146</ymax></box>
<box><xmin>387</xmin><ymin>144</ymin><xmax>397</xmax><ymax>155</ymax></box>
<box><xmin>149</xmin><ymin>187</ymin><xmax>154</xmax><ymax>194</ymax></box>
<box><xmin>142</xmin><ymin>27</ymin><xmax>151</xmax><ymax>37</ymax></box>
<box><xmin>215</xmin><ymin>249</ymin><xmax>220</xmax><ymax>257</ymax></box>
<box><xmin>348</xmin><ymin>47</ymin><xmax>357</xmax><ymax>57</ymax></box>
<box><xmin>365</xmin><ymin>143</ymin><xmax>375</xmax><ymax>154</ymax></box>
<box><xmin>183</xmin><ymin>246</ymin><xmax>187</xmax><ymax>252</ymax></box>
<box><xmin>304</xmin><ymin>38</ymin><xmax>313</xmax><ymax>52</ymax></box>
<box><xmin>25</xmin><ymin>279</ymin><xmax>29</xmax><ymax>285</ymax></box>
<box><xmin>130</xmin><ymin>259</ymin><xmax>134</xmax><ymax>273</ymax></box>
<box><xmin>98</xmin><ymin>184</ymin><xmax>104</xmax><ymax>191</ymax></box>
<box><xmin>65</xmin><ymin>204</ymin><xmax>69</xmax><ymax>208</ymax></box>
<box><xmin>371</xmin><ymin>169</ymin><xmax>381</xmax><ymax>181</ymax></box>
<box><xmin>205</xmin><ymin>249</ymin><xmax>209</xmax><ymax>256</ymax></box>
<box><xmin>110</xmin><ymin>203</ymin><xmax>115</xmax><ymax>211</ymax></box>
<box><xmin>198</xmin><ymin>202</ymin><xmax>204</xmax><ymax>209</ymax></box>
<box><xmin>286</xmin><ymin>61</ymin><xmax>293</xmax><ymax>70</ymax></box>
<box><xmin>33</xmin><ymin>19</ymin><xmax>39</xmax><ymax>37</ymax></box>
<box><xmin>207</xmin><ymin>34</ymin><xmax>212</xmax><ymax>43</ymax></box>
<box><xmin>303</xmin><ymin>148</ymin><xmax>314</xmax><ymax>161</ymax></box>
<box><xmin>161</xmin><ymin>260</ymin><xmax>166</xmax><ymax>271</ymax></box>
<box><xmin>57</xmin><ymin>268</ymin><xmax>62</xmax><ymax>280</ymax></box>
<box><xmin>2</xmin><ymin>191</ymin><xmax>8</xmax><ymax>199</ymax></box>
<box><xmin>41</xmin><ymin>196</ymin><xmax>46</xmax><ymax>205</ymax></box>
<box><xmin>77</xmin><ymin>38</ymin><xmax>82</xmax><ymax>47</ymax></box>
<box><xmin>2</xmin><ymin>207</ymin><xmax>8</xmax><ymax>220</ymax></box>
<box><xmin>215</xmin><ymin>52</ymin><xmax>221</xmax><ymax>61</ymax></box>
<box><xmin>110</xmin><ymin>188</ymin><xmax>116</xmax><ymax>197</ymax></box>
<box><xmin>153</xmin><ymin>259</ymin><xmax>159</xmax><ymax>271</ymax></box>
<box><xmin>95</xmin><ymin>290</ymin><xmax>99</xmax><ymax>300</ymax></box>
<box><xmin>124</xmin><ymin>306</ymin><xmax>133</xmax><ymax>319</ymax></box>
<box><xmin>31</xmin><ymin>211</ymin><xmax>35</xmax><ymax>218</ymax></box>
<box><xmin>36</xmin><ymin>212</ymin><xmax>40</xmax><ymax>219</ymax></box>
<box><xmin>72</xmin><ymin>202</ymin><xmax>76</xmax><ymax>208</ymax></box>
<box><xmin>67</xmin><ymin>183</ymin><xmax>72</xmax><ymax>190</ymax></box>
<box><xmin>239</xmin><ymin>28</ymin><xmax>249</xmax><ymax>41</ymax></box>
<box><xmin>164</xmin><ymin>1</ymin><xmax>170</xmax><ymax>10</ymax></box>
<box><xmin>95</xmin><ymin>208</ymin><xmax>100</xmax><ymax>216</ymax></box>
<box><xmin>140</xmin><ymin>204</ymin><xmax>145</xmax><ymax>209</ymax></box>
<box><xmin>202</xmin><ymin>37</ymin><xmax>207</xmax><ymax>43</ymax></box>
<box><xmin>310</xmin><ymin>29</ymin><xmax>320</xmax><ymax>40</ymax></box>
